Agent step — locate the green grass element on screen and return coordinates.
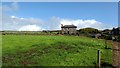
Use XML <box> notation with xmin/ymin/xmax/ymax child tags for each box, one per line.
<box><xmin>0</xmin><ymin>35</ymin><xmax>2</xmax><ymax>67</ymax></box>
<box><xmin>2</xmin><ymin>35</ymin><xmax>112</xmax><ymax>66</ymax></box>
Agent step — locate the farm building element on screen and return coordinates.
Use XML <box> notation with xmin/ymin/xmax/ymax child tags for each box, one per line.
<box><xmin>61</xmin><ymin>24</ymin><xmax>77</xmax><ymax>35</ymax></box>
<box><xmin>111</xmin><ymin>27</ymin><xmax>120</xmax><ymax>35</ymax></box>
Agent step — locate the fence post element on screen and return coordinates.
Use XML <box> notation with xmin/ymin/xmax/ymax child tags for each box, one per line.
<box><xmin>97</xmin><ymin>50</ymin><xmax>101</xmax><ymax>68</ymax></box>
<box><xmin>105</xmin><ymin>36</ymin><xmax>107</xmax><ymax>49</ymax></box>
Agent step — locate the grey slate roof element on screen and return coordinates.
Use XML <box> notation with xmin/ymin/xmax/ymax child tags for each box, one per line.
<box><xmin>61</xmin><ymin>25</ymin><xmax>77</xmax><ymax>28</ymax></box>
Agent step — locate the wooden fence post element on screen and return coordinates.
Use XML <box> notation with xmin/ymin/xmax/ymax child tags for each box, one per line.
<box><xmin>105</xmin><ymin>37</ymin><xmax>107</xmax><ymax>49</ymax></box>
<box><xmin>97</xmin><ymin>50</ymin><xmax>101</xmax><ymax>68</ymax></box>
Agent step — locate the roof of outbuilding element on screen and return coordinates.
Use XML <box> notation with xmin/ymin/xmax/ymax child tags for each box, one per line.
<box><xmin>112</xmin><ymin>27</ymin><xmax>120</xmax><ymax>30</ymax></box>
<box><xmin>61</xmin><ymin>25</ymin><xmax>77</xmax><ymax>28</ymax></box>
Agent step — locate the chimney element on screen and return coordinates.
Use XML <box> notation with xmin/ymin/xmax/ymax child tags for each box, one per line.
<box><xmin>61</xmin><ymin>24</ymin><xmax>63</xmax><ymax>27</ymax></box>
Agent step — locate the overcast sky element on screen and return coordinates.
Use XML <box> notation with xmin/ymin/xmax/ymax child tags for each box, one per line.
<box><xmin>1</xmin><ymin>2</ymin><xmax>118</xmax><ymax>31</ymax></box>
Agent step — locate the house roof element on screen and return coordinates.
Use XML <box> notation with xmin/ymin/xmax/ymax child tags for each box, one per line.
<box><xmin>61</xmin><ymin>25</ymin><xmax>77</xmax><ymax>28</ymax></box>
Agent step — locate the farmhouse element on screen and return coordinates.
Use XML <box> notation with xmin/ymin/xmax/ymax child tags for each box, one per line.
<box><xmin>61</xmin><ymin>24</ymin><xmax>77</xmax><ymax>35</ymax></box>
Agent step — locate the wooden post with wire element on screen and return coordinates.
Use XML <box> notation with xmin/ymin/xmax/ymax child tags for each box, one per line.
<box><xmin>105</xmin><ymin>35</ymin><xmax>107</xmax><ymax>49</ymax></box>
<box><xmin>97</xmin><ymin>50</ymin><xmax>101</xmax><ymax>68</ymax></box>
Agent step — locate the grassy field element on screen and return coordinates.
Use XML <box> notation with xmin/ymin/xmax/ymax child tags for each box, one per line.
<box><xmin>0</xmin><ymin>35</ymin><xmax>2</xmax><ymax>67</ymax></box>
<box><xmin>2</xmin><ymin>35</ymin><xmax>112</xmax><ymax>66</ymax></box>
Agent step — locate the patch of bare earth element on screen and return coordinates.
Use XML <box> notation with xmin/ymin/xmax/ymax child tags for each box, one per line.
<box><xmin>109</xmin><ymin>41</ymin><xmax>120</xmax><ymax>68</ymax></box>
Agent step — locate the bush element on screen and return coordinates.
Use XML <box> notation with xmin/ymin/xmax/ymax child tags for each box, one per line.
<box><xmin>79</xmin><ymin>28</ymin><xmax>100</xmax><ymax>34</ymax></box>
<box><xmin>116</xmin><ymin>35</ymin><xmax>120</xmax><ymax>42</ymax></box>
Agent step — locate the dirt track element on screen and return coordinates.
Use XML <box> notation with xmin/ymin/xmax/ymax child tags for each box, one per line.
<box><xmin>110</xmin><ymin>41</ymin><xmax>120</xmax><ymax>68</ymax></box>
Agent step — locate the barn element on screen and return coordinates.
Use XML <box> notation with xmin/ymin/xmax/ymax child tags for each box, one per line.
<box><xmin>111</xmin><ymin>27</ymin><xmax>120</xmax><ymax>35</ymax></box>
